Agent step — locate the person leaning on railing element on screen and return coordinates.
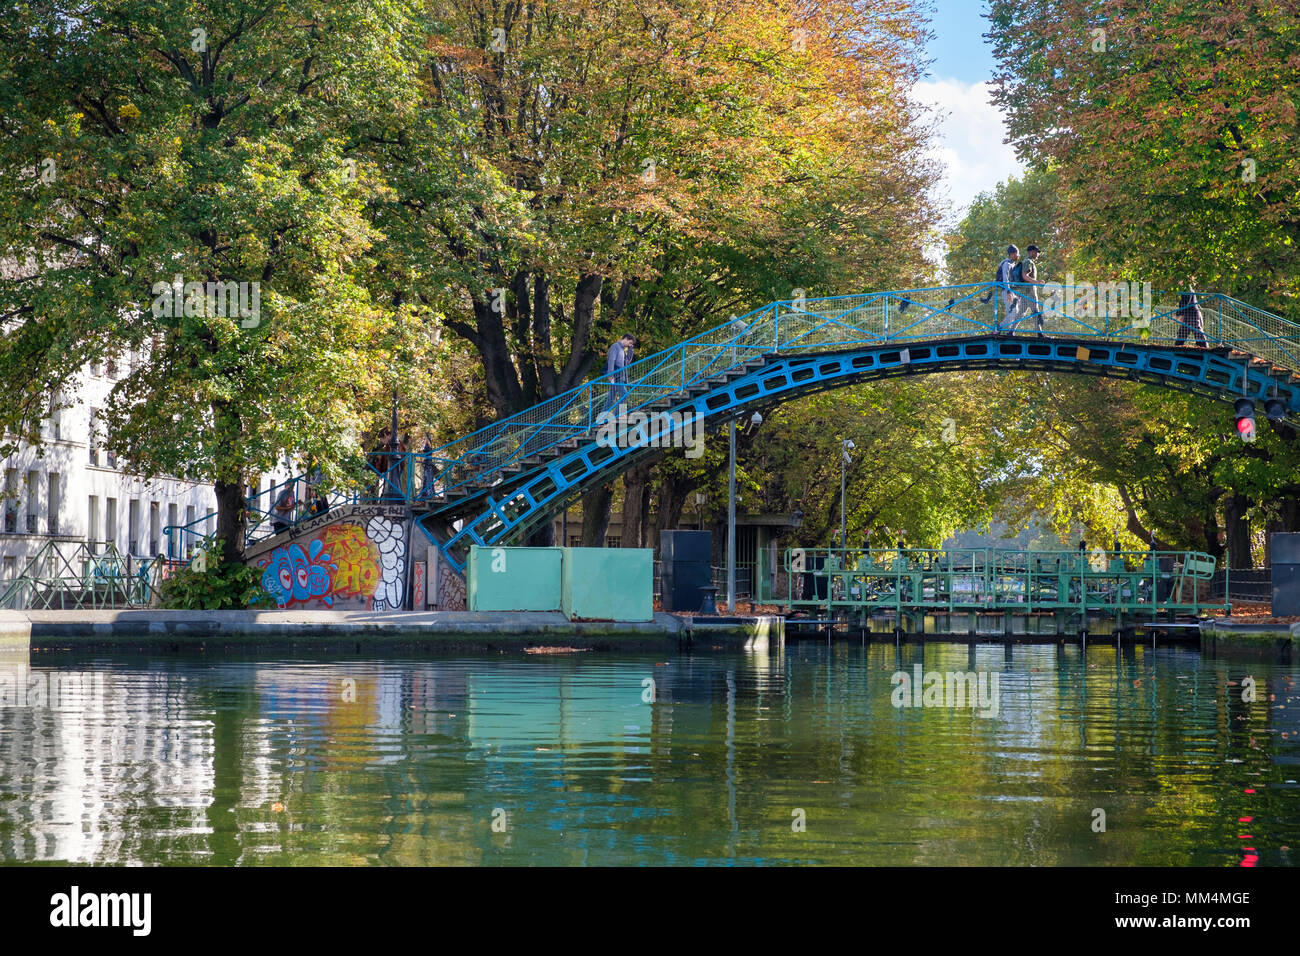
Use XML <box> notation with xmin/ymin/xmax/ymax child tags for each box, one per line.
<box><xmin>270</xmin><ymin>482</ymin><xmax>296</xmax><ymax>535</ymax></box>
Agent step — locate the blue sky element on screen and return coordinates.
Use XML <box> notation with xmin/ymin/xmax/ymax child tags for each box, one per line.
<box><xmin>913</xmin><ymin>0</ymin><xmax>1023</xmax><ymax>225</ymax></box>
<box><xmin>924</xmin><ymin>0</ymin><xmax>998</xmax><ymax>84</ymax></box>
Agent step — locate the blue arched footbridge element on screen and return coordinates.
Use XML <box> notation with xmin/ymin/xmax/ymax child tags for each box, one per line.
<box><xmin>168</xmin><ymin>282</ymin><xmax>1300</xmax><ymax>577</ymax></box>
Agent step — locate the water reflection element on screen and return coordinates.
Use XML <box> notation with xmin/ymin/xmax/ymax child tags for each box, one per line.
<box><xmin>0</xmin><ymin>644</ymin><xmax>1296</xmax><ymax>865</ymax></box>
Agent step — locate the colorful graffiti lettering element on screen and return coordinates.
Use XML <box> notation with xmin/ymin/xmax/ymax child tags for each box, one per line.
<box><xmin>254</xmin><ymin>516</ymin><xmax>403</xmax><ymax>611</ymax></box>
<box><xmin>320</xmin><ymin>523</ymin><xmax>380</xmax><ymax>599</ymax></box>
<box><xmin>260</xmin><ymin>539</ymin><xmax>338</xmax><ymax>608</ymax></box>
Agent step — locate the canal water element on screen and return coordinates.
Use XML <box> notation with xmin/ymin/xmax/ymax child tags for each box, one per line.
<box><xmin>1</xmin><ymin>642</ymin><xmax>1296</xmax><ymax>865</ymax></box>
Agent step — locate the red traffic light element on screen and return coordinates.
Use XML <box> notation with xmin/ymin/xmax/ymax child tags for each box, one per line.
<box><xmin>1234</xmin><ymin>397</ymin><xmax>1256</xmax><ymax>442</ymax></box>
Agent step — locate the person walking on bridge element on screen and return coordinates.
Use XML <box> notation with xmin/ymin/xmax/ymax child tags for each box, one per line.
<box><xmin>1175</xmin><ymin>279</ymin><xmax>1208</xmax><ymax>348</ymax></box>
<box><xmin>1006</xmin><ymin>245</ymin><xmax>1045</xmax><ymax>338</ymax></box>
<box><xmin>995</xmin><ymin>245</ymin><xmax>1020</xmax><ymax>334</ymax></box>
<box><xmin>603</xmin><ymin>333</ymin><xmax>636</xmax><ymax>413</ymax></box>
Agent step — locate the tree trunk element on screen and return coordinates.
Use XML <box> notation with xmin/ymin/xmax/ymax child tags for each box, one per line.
<box><xmin>214</xmin><ymin>479</ymin><xmax>245</xmax><ymax>566</ymax></box>
<box><xmin>1224</xmin><ymin>493</ymin><xmax>1253</xmax><ymax>569</ymax></box>
<box><xmin>1115</xmin><ymin>484</ymin><xmax>1175</xmax><ymax>550</ymax></box>
<box><xmin>579</xmin><ymin>483</ymin><xmax>614</xmax><ymax>547</ymax></box>
<box><xmin>620</xmin><ymin>462</ymin><xmax>653</xmax><ymax>548</ymax></box>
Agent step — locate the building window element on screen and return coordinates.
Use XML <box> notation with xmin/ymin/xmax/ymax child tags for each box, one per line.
<box><xmin>149</xmin><ymin>501</ymin><xmax>160</xmax><ymax>556</ymax></box>
<box><xmin>128</xmin><ymin>499</ymin><xmax>140</xmax><ymax>555</ymax></box>
<box><xmin>2</xmin><ymin>556</ymin><xmax>15</xmax><ymax>580</ymax></box>
<box><xmin>3</xmin><ymin>469</ymin><xmax>17</xmax><ymax>533</ymax></box>
<box><xmin>88</xmin><ymin>496</ymin><xmax>100</xmax><ymax>553</ymax></box>
<box><xmin>105</xmin><ymin>498</ymin><xmax>118</xmax><ymax>552</ymax></box>
<box><xmin>47</xmin><ymin>473</ymin><xmax>60</xmax><ymax>535</ymax></box>
<box><xmin>568</xmin><ymin>535</ymin><xmax>582</xmax><ymax>547</ymax></box>
<box><xmin>167</xmin><ymin>503</ymin><xmax>178</xmax><ymax>558</ymax></box>
<box><xmin>25</xmin><ymin>471</ymin><xmax>39</xmax><ymax>534</ymax></box>
<box><xmin>605</xmin><ymin>535</ymin><xmax>621</xmax><ymax>548</ymax></box>
<box><xmin>88</xmin><ymin>409</ymin><xmax>101</xmax><ymax>466</ymax></box>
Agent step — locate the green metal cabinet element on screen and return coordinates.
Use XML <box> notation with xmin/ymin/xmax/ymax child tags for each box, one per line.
<box><xmin>466</xmin><ymin>545</ymin><xmax>564</xmax><ymax>611</ymax></box>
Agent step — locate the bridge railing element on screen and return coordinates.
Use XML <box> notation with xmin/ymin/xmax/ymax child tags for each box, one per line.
<box><xmin>768</xmin><ymin>546</ymin><xmax>1224</xmax><ymax>617</ymax></box>
<box><xmin>0</xmin><ymin>540</ymin><xmax>166</xmax><ymax>610</ymax></box>
<box><xmin>417</xmin><ymin>283</ymin><xmax>1300</xmax><ymax>501</ymax></box>
<box><xmin>162</xmin><ymin>284</ymin><xmax>1300</xmax><ymax>553</ymax></box>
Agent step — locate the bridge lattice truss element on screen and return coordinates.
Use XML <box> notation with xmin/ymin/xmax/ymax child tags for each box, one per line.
<box><xmin>411</xmin><ymin>283</ymin><xmax>1300</xmax><ymax>571</ymax></box>
<box><xmin>163</xmin><ymin>283</ymin><xmax>1300</xmax><ymax>575</ymax></box>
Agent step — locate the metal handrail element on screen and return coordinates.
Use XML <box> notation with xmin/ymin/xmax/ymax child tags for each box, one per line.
<box><xmin>164</xmin><ymin>284</ymin><xmax>1300</xmax><ymax>557</ymax></box>
<box><xmin>768</xmin><ymin>546</ymin><xmax>1225</xmax><ymax>618</ymax></box>
<box><xmin>0</xmin><ymin>540</ymin><xmax>166</xmax><ymax>610</ymax></box>
<box><xmin>416</xmin><ymin>284</ymin><xmax>1300</xmax><ymax>499</ymax></box>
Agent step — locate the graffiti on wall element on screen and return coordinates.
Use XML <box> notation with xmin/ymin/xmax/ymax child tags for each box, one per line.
<box><xmin>256</xmin><ymin>514</ymin><xmax>407</xmax><ymax>611</ymax></box>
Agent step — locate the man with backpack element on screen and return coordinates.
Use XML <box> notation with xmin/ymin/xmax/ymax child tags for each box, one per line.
<box><xmin>993</xmin><ymin>245</ymin><xmax>1020</xmax><ymax>334</ymax></box>
<box><xmin>1006</xmin><ymin>244</ymin><xmax>1045</xmax><ymax>337</ymax></box>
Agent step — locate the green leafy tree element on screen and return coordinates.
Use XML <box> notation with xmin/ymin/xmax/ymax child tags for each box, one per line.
<box><xmin>0</xmin><ymin>1</ymin><xmax>427</xmax><ymax>563</ymax></box>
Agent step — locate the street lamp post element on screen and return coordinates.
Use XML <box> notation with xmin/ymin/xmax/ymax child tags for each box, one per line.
<box><xmin>840</xmin><ymin>439</ymin><xmax>855</xmax><ymax>553</ymax></box>
<box><xmin>727</xmin><ymin>418</ymin><xmax>736</xmax><ymax>612</ymax></box>
<box><xmin>727</xmin><ymin>411</ymin><xmax>763</xmax><ymax>612</ymax></box>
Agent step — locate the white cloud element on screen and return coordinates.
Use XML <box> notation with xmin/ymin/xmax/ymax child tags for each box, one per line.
<box><xmin>914</xmin><ymin>77</ymin><xmax>1024</xmax><ymax>226</ymax></box>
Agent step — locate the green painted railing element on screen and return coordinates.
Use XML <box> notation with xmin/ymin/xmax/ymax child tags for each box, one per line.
<box><xmin>759</xmin><ymin>547</ymin><xmax>1227</xmax><ymax>620</ymax></box>
<box><xmin>0</xmin><ymin>540</ymin><xmax>173</xmax><ymax>610</ymax></box>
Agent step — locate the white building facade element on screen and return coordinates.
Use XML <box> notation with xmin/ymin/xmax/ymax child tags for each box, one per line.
<box><xmin>1</xmin><ymin>355</ymin><xmax>233</xmax><ymax>582</ymax></box>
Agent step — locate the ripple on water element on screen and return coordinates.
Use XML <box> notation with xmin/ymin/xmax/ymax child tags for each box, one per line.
<box><xmin>0</xmin><ymin>646</ymin><xmax>1297</xmax><ymax>865</ymax></box>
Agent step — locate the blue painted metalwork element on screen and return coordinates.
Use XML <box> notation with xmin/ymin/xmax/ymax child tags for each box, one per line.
<box><xmin>421</xmin><ymin>332</ymin><xmax>1300</xmax><ymax>570</ymax></box>
<box><xmin>414</xmin><ymin>283</ymin><xmax>1300</xmax><ymax>510</ymax></box>
<box><xmin>167</xmin><ymin>283</ymin><xmax>1300</xmax><ymax>573</ymax></box>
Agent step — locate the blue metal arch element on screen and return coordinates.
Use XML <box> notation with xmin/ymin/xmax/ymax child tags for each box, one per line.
<box><xmin>423</xmin><ymin>336</ymin><xmax>1299</xmax><ymax>569</ymax></box>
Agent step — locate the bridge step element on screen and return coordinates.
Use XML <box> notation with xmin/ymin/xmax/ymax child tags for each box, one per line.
<box><xmin>438</xmin><ymin>354</ymin><xmax>773</xmax><ymax>504</ymax></box>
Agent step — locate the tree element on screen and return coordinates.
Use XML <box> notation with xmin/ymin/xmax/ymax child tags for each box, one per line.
<box><xmin>370</xmin><ymin>0</ymin><xmax>942</xmax><ymax>414</ymax></box>
<box><xmin>369</xmin><ymin>0</ymin><xmax>942</xmax><ymax>539</ymax></box>
<box><xmin>0</xmin><ymin>1</ymin><xmax>425</xmax><ymax>562</ymax></box>
<box><xmin>987</xmin><ymin>0</ymin><xmax>1300</xmax><ymax>310</ymax></box>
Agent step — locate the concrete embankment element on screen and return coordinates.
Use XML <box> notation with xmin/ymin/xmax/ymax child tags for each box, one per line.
<box><xmin>10</xmin><ymin>609</ymin><xmax>687</xmax><ymax>654</ymax></box>
<box><xmin>1200</xmin><ymin>618</ymin><xmax>1296</xmax><ymax>658</ymax></box>
<box><xmin>1</xmin><ymin>609</ymin><xmax>782</xmax><ymax>656</ymax></box>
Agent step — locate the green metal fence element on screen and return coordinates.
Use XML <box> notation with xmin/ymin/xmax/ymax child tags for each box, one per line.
<box><xmin>759</xmin><ymin>547</ymin><xmax>1227</xmax><ymax>622</ymax></box>
<box><xmin>0</xmin><ymin>540</ymin><xmax>170</xmax><ymax>610</ymax></box>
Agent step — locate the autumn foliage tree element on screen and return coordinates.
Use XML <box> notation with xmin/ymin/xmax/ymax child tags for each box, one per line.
<box><xmin>0</xmin><ymin>2</ymin><xmax>426</xmax><ymax>562</ymax></box>
<box><xmin>988</xmin><ymin>0</ymin><xmax>1300</xmax><ymax>307</ymax></box>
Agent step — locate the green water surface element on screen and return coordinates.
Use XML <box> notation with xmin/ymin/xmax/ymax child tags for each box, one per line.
<box><xmin>1</xmin><ymin>642</ymin><xmax>1296</xmax><ymax>865</ymax></box>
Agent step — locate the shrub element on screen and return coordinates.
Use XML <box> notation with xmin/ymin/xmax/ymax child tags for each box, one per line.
<box><xmin>158</xmin><ymin>549</ymin><xmax>273</xmax><ymax>610</ymax></box>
